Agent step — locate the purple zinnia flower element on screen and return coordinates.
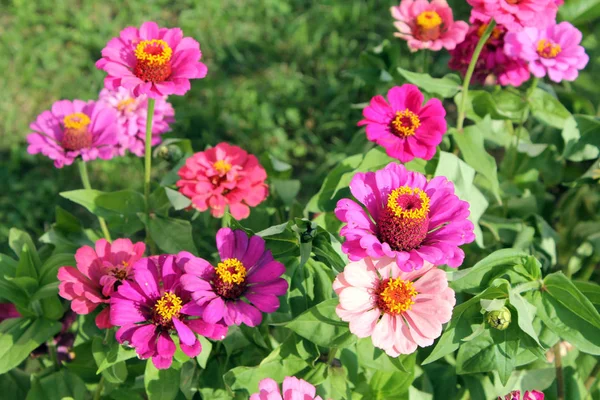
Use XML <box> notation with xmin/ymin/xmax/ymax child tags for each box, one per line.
<box><xmin>110</xmin><ymin>253</ymin><xmax>228</xmax><ymax>369</ymax></box>
<box><xmin>181</xmin><ymin>228</ymin><xmax>289</xmax><ymax>327</ymax></box>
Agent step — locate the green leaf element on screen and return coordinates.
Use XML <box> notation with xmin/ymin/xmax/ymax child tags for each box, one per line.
<box><xmin>397</xmin><ymin>67</ymin><xmax>461</xmax><ymax>98</ymax></box>
<box><xmin>257</xmin><ymin>222</ymin><xmax>299</xmax><ymax>259</ymax></box>
<box><xmin>272</xmin><ymin>179</ymin><xmax>302</xmax><ymax>206</ymax></box>
<box><xmin>9</xmin><ymin>229</ymin><xmax>41</xmax><ymax>269</ymax></box>
<box><xmin>164</xmin><ymin>187</ymin><xmax>192</xmax><ymax>210</ymax></box>
<box><xmin>508</xmin><ymin>291</ymin><xmax>542</xmax><ymax>347</ymax></box>
<box><xmin>179</xmin><ymin>361</ymin><xmax>202</xmax><ymax>400</ymax></box>
<box><xmin>195</xmin><ymin>336</ymin><xmax>212</xmax><ymax>369</ymax></box>
<box><xmin>144</xmin><ymin>360</ymin><xmax>181</xmax><ymax>400</ymax></box>
<box><xmin>558</xmin><ymin>0</ymin><xmax>600</xmax><ymax>25</ymax></box>
<box><xmin>38</xmin><ymin>253</ymin><xmax>75</xmax><ymax>286</ymax></box>
<box><xmin>0</xmin><ymin>318</ymin><xmax>61</xmax><ymax>374</ymax></box>
<box><xmin>528</xmin><ymin>88</ymin><xmax>571</xmax><ymax>129</ymax></box>
<box><xmin>92</xmin><ymin>336</ymin><xmax>128</xmax><ymax>384</ymax></box>
<box><xmin>25</xmin><ymin>369</ymin><xmax>87</xmax><ymax>400</ymax></box>
<box><xmin>144</xmin><ymin>215</ymin><xmax>198</xmax><ymax>254</ymax></box>
<box><xmin>574</xmin><ymin>281</ymin><xmax>600</xmax><ymax>308</ymax></box>
<box><xmin>543</xmin><ymin>272</ymin><xmax>600</xmax><ymax>329</ymax></box>
<box><xmin>93</xmin><ymin>333</ymin><xmax>137</xmax><ymax>374</ymax></box>
<box><xmin>356</xmin><ymin>338</ymin><xmax>408</xmax><ymax>372</ymax></box>
<box><xmin>454</xmin><ymin>90</ymin><xmax>527</xmax><ymax>122</ymax></box>
<box><xmin>0</xmin><ymin>368</ymin><xmax>30</xmax><ymax>400</ymax></box>
<box><xmin>16</xmin><ymin>245</ymin><xmax>39</xmax><ymax>282</ymax></box>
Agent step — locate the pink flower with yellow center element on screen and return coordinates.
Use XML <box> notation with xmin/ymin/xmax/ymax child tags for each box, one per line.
<box><xmin>335</xmin><ymin>162</ymin><xmax>475</xmax><ymax>271</ymax></box>
<box><xmin>391</xmin><ymin>0</ymin><xmax>469</xmax><ymax>51</ymax></box>
<box><xmin>358</xmin><ymin>84</ymin><xmax>447</xmax><ymax>163</ymax></box>
<box><xmin>250</xmin><ymin>377</ymin><xmax>323</xmax><ymax>400</ymax></box>
<box><xmin>504</xmin><ymin>22</ymin><xmax>589</xmax><ymax>83</ymax></box>
<box><xmin>499</xmin><ymin>390</ymin><xmax>544</xmax><ymax>400</ymax></box>
<box><xmin>176</xmin><ymin>142</ymin><xmax>269</xmax><ymax>220</ymax></box>
<box><xmin>334</xmin><ymin>257</ymin><xmax>455</xmax><ymax>357</ymax></box>
<box><xmin>26</xmin><ymin>100</ymin><xmax>119</xmax><ymax>168</ymax></box>
<box><xmin>57</xmin><ymin>239</ymin><xmax>145</xmax><ymax>329</ymax></box>
<box><xmin>468</xmin><ymin>0</ymin><xmax>557</xmax><ymax>31</ymax></box>
<box><xmin>96</xmin><ymin>21</ymin><xmax>207</xmax><ymax>98</ymax></box>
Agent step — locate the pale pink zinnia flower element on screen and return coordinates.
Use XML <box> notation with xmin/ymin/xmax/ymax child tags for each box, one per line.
<box><xmin>358</xmin><ymin>84</ymin><xmax>447</xmax><ymax>163</ymax></box>
<box><xmin>57</xmin><ymin>239</ymin><xmax>145</xmax><ymax>329</ymax></box>
<box><xmin>250</xmin><ymin>377</ymin><xmax>323</xmax><ymax>400</ymax></box>
<box><xmin>499</xmin><ymin>390</ymin><xmax>544</xmax><ymax>400</ymax></box>
<box><xmin>334</xmin><ymin>258</ymin><xmax>455</xmax><ymax>357</ymax></box>
<box><xmin>504</xmin><ymin>22</ymin><xmax>589</xmax><ymax>83</ymax></box>
<box><xmin>467</xmin><ymin>0</ymin><xmax>557</xmax><ymax>31</ymax></box>
<box><xmin>177</xmin><ymin>142</ymin><xmax>269</xmax><ymax>220</ymax></box>
<box><xmin>391</xmin><ymin>0</ymin><xmax>469</xmax><ymax>51</ymax></box>
<box><xmin>96</xmin><ymin>21</ymin><xmax>207</xmax><ymax>98</ymax></box>
<box><xmin>98</xmin><ymin>87</ymin><xmax>175</xmax><ymax>157</ymax></box>
<box><xmin>27</xmin><ymin>100</ymin><xmax>119</xmax><ymax>168</ymax></box>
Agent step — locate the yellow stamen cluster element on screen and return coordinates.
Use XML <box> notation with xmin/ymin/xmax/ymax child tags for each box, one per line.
<box><xmin>154</xmin><ymin>292</ymin><xmax>183</xmax><ymax>321</ymax></box>
<box><xmin>215</xmin><ymin>258</ymin><xmax>247</xmax><ymax>284</ymax></box>
<box><xmin>537</xmin><ymin>39</ymin><xmax>561</xmax><ymax>59</ymax></box>
<box><xmin>387</xmin><ymin>186</ymin><xmax>430</xmax><ymax>220</ymax></box>
<box><xmin>63</xmin><ymin>113</ymin><xmax>91</xmax><ymax>130</ymax></box>
<box><xmin>117</xmin><ymin>98</ymin><xmax>136</xmax><ymax>112</ymax></box>
<box><xmin>416</xmin><ymin>11</ymin><xmax>442</xmax><ymax>30</ymax></box>
<box><xmin>391</xmin><ymin>109</ymin><xmax>421</xmax><ymax>137</ymax></box>
<box><xmin>134</xmin><ymin>39</ymin><xmax>173</xmax><ymax>66</ymax></box>
<box><xmin>380</xmin><ymin>278</ymin><xmax>418</xmax><ymax>314</ymax></box>
<box><xmin>213</xmin><ymin>159</ymin><xmax>232</xmax><ymax>175</ymax></box>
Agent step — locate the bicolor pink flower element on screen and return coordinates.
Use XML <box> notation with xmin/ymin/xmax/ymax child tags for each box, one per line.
<box><xmin>499</xmin><ymin>390</ymin><xmax>544</xmax><ymax>400</ymax></box>
<box><xmin>250</xmin><ymin>377</ymin><xmax>323</xmax><ymax>400</ymax></box>
<box><xmin>335</xmin><ymin>163</ymin><xmax>475</xmax><ymax>271</ymax></box>
<box><xmin>468</xmin><ymin>0</ymin><xmax>557</xmax><ymax>31</ymax></box>
<box><xmin>0</xmin><ymin>303</ymin><xmax>20</xmax><ymax>323</ymax></box>
<box><xmin>358</xmin><ymin>85</ymin><xmax>447</xmax><ymax>163</ymax></box>
<box><xmin>110</xmin><ymin>253</ymin><xmax>228</xmax><ymax>369</ymax></box>
<box><xmin>96</xmin><ymin>21</ymin><xmax>207</xmax><ymax>98</ymax></box>
<box><xmin>391</xmin><ymin>0</ymin><xmax>468</xmax><ymax>51</ymax></box>
<box><xmin>181</xmin><ymin>228</ymin><xmax>288</xmax><ymax>327</ymax></box>
<box><xmin>27</xmin><ymin>100</ymin><xmax>119</xmax><ymax>168</ymax></box>
<box><xmin>98</xmin><ymin>87</ymin><xmax>175</xmax><ymax>156</ymax></box>
<box><xmin>177</xmin><ymin>142</ymin><xmax>269</xmax><ymax>220</ymax></box>
<box><xmin>504</xmin><ymin>22</ymin><xmax>589</xmax><ymax>83</ymax></box>
<box><xmin>334</xmin><ymin>258</ymin><xmax>455</xmax><ymax>357</ymax></box>
<box><xmin>449</xmin><ymin>21</ymin><xmax>530</xmax><ymax>87</ymax></box>
<box><xmin>57</xmin><ymin>239</ymin><xmax>145</xmax><ymax>329</ymax></box>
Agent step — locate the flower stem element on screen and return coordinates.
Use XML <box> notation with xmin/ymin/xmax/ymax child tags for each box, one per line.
<box><xmin>457</xmin><ymin>19</ymin><xmax>496</xmax><ymax>132</ymax></box>
<box><xmin>93</xmin><ymin>376</ymin><xmax>105</xmax><ymax>400</ymax></box>
<box><xmin>144</xmin><ymin>98</ymin><xmax>156</xmax><ymax>252</ymax></box>
<box><xmin>77</xmin><ymin>160</ymin><xmax>112</xmax><ymax>241</ymax></box>
<box><xmin>554</xmin><ymin>342</ymin><xmax>565</xmax><ymax>400</ymax></box>
<box><xmin>585</xmin><ymin>361</ymin><xmax>600</xmax><ymax>390</ymax></box>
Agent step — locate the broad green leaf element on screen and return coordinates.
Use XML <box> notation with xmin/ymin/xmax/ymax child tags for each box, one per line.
<box><xmin>558</xmin><ymin>0</ymin><xmax>600</xmax><ymax>25</ymax></box>
<box><xmin>180</xmin><ymin>361</ymin><xmax>202</xmax><ymax>400</ymax></box>
<box><xmin>164</xmin><ymin>187</ymin><xmax>192</xmax><ymax>210</ymax></box>
<box><xmin>356</xmin><ymin>338</ymin><xmax>407</xmax><ymax>372</ymax></box>
<box><xmin>38</xmin><ymin>253</ymin><xmax>75</xmax><ymax>286</ymax></box>
<box><xmin>397</xmin><ymin>67</ymin><xmax>461</xmax><ymax>98</ymax></box>
<box><xmin>257</xmin><ymin>222</ymin><xmax>299</xmax><ymax>259</ymax></box>
<box><xmin>25</xmin><ymin>369</ymin><xmax>87</xmax><ymax>400</ymax></box>
<box><xmin>0</xmin><ymin>368</ymin><xmax>30</xmax><ymax>399</ymax></box>
<box><xmin>92</xmin><ymin>336</ymin><xmax>128</xmax><ymax>384</ymax></box>
<box><xmin>195</xmin><ymin>336</ymin><xmax>212</xmax><ymax>369</ymax></box>
<box><xmin>15</xmin><ymin>245</ymin><xmax>38</xmax><ymax>282</ymax></box>
<box><xmin>144</xmin><ymin>215</ymin><xmax>198</xmax><ymax>254</ymax></box>
<box><xmin>563</xmin><ymin>115</ymin><xmax>600</xmax><ymax>162</ymax></box>
<box><xmin>93</xmin><ymin>333</ymin><xmax>137</xmax><ymax>374</ymax></box>
<box><xmin>272</xmin><ymin>179</ymin><xmax>302</xmax><ymax>206</ymax></box>
<box><xmin>528</xmin><ymin>88</ymin><xmax>571</xmax><ymax>129</ymax></box>
<box><xmin>144</xmin><ymin>360</ymin><xmax>181</xmax><ymax>400</ymax></box>
<box><xmin>573</xmin><ymin>281</ymin><xmax>600</xmax><ymax>308</ymax></box>
<box><xmin>508</xmin><ymin>291</ymin><xmax>542</xmax><ymax>347</ymax></box>
<box><xmin>455</xmin><ymin>90</ymin><xmax>526</xmax><ymax>122</ymax></box>
<box><xmin>543</xmin><ymin>272</ymin><xmax>600</xmax><ymax>329</ymax></box>
<box><xmin>8</xmin><ymin>229</ymin><xmax>41</xmax><ymax>269</ymax></box>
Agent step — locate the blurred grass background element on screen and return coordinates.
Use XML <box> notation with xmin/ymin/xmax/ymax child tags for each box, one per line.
<box><xmin>0</xmin><ymin>0</ymin><xmax>598</xmax><ymax>248</ymax></box>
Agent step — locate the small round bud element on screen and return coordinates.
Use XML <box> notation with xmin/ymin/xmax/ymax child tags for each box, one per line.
<box><xmin>157</xmin><ymin>145</ymin><xmax>170</xmax><ymax>159</ymax></box>
<box><xmin>486</xmin><ymin>306</ymin><xmax>511</xmax><ymax>330</ymax></box>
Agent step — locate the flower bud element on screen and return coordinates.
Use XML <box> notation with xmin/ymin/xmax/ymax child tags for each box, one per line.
<box><xmin>486</xmin><ymin>306</ymin><xmax>511</xmax><ymax>330</ymax></box>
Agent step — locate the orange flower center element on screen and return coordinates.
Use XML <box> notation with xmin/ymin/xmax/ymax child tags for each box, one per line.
<box><xmin>390</xmin><ymin>109</ymin><xmax>420</xmax><ymax>138</ymax></box>
<box><xmin>62</xmin><ymin>112</ymin><xmax>92</xmax><ymax>151</ymax></box>
<box><xmin>537</xmin><ymin>39</ymin><xmax>561</xmax><ymax>59</ymax></box>
<box><xmin>133</xmin><ymin>39</ymin><xmax>173</xmax><ymax>82</ymax></box>
<box><xmin>154</xmin><ymin>292</ymin><xmax>182</xmax><ymax>322</ymax></box>
<box><xmin>214</xmin><ymin>258</ymin><xmax>247</xmax><ymax>299</ymax></box>
<box><xmin>376</xmin><ymin>277</ymin><xmax>418</xmax><ymax>315</ymax></box>
<box><xmin>213</xmin><ymin>159</ymin><xmax>232</xmax><ymax>175</ymax></box>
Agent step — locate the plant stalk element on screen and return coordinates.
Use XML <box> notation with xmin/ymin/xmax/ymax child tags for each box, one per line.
<box><xmin>585</xmin><ymin>361</ymin><xmax>600</xmax><ymax>390</ymax></box>
<box><xmin>144</xmin><ymin>98</ymin><xmax>156</xmax><ymax>253</ymax></box>
<box><xmin>93</xmin><ymin>376</ymin><xmax>105</xmax><ymax>400</ymax></box>
<box><xmin>554</xmin><ymin>342</ymin><xmax>565</xmax><ymax>400</ymax></box>
<box><xmin>77</xmin><ymin>160</ymin><xmax>111</xmax><ymax>241</ymax></box>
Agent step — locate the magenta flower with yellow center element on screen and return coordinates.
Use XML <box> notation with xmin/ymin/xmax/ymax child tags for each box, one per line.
<box><xmin>251</xmin><ymin>377</ymin><xmax>323</xmax><ymax>400</ymax></box>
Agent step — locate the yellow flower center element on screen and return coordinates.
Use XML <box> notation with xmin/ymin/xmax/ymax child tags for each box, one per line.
<box><xmin>63</xmin><ymin>113</ymin><xmax>91</xmax><ymax>130</ymax></box>
<box><xmin>537</xmin><ymin>39</ymin><xmax>561</xmax><ymax>59</ymax></box>
<box><xmin>378</xmin><ymin>278</ymin><xmax>418</xmax><ymax>315</ymax></box>
<box><xmin>154</xmin><ymin>292</ymin><xmax>183</xmax><ymax>322</ymax></box>
<box><xmin>215</xmin><ymin>258</ymin><xmax>247</xmax><ymax>285</ymax></box>
<box><xmin>117</xmin><ymin>98</ymin><xmax>136</xmax><ymax>112</ymax></box>
<box><xmin>416</xmin><ymin>11</ymin><xmax>442</xmax><ymax>30</ymax></box>
<box><xmin>477</xmin><ymin>23</ymin><xmax>503</xmax><ymax>40</ymax></box>
<box><xmin>213</xmin><ymin>159</ymin><xmax>232</xmax><ymax>175</ymax></box>
<box><xmin>386</xmin><ymin>186</ymin><xmax>430</xmax><ymax>220</ymax></box>
<box><xmin>134</xmin><ymin>39</ymin><xmax>173</xmax><ymax>66</ymax></box>
<box><xmin>391</xmin><ymin>109</ymin><xmax>420</xmax><ymax>138</ymax></box>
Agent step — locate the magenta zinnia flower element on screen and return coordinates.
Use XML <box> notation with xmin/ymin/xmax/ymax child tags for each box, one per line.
<box><xmin>110</xmin><ymin>253</ymin><xmax>228</xmax><ymax>369</ymax></box>
<box><xmin>499</xmin><ymin>390</ymin><xmax>544</xmax><ymax>400</ymax></box>
<box><xmin>390</xmin><ymin>0</ymin><xmax>468</xmax><ymax>51</ymax></box>
<box><xmin>27</xmin><ymin>100</ymin><xmax>119</xmax><ymax>168</ymax></box>
<box><xmin>504</xmin><ymin>22</ymin><xmax>589</xmax><ymax>83</ymax></box>
<box><xmin>250</xmin><ymin>377</ymin><xmax>323</xmax><ymax>400</ymax></box>
<box><xmin>57</xmin><ymin>239</ymin><xmax>145</xmax><ymax>329</ymax></box>
<box><xmin>335</xmin><ymin>163</ymin><xmax>475</xmax><ymax>271</ymax></box>
<box><xmin>98</xmin><ymin>87</ymin><xmax>175</xmax><ymax>156</ymax></box>
<box><xmin>334</xmin><ymin>258</ymin><xmax>455</xmax><ymax>357</ymax></box>
<box><xmin>468</xmin><ymin>0</ymin><xmax>557</xmax><ymax>31</ymax></box>
<box><xmin>181</xmin><ymin>228</ymin><xmax>288</xmax><ymax>327</ymax></box>
<box><xmin>96</xmin><ymin>21</ymin><xmax>207</xmax><ymax>98</ymax></box>
<box><xmin>177</xmin><ymin>142</ymin><xmax>269</xmax><ymax>220</ymax></box>
<box><xmin>0</xmin><ymin>303</ymin><xmax>20</xmax><ymax>323</ymax></box>
<box><xmin>358</xmin><ymin>85</ymin><xmax>447</xmax><ymax>163</ymax></box>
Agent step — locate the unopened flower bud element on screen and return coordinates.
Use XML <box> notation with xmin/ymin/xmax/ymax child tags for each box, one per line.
<box><xmin>486</xmin><ymin>306</ymin><xmax>511</xmax><ymax>330</ymax></box>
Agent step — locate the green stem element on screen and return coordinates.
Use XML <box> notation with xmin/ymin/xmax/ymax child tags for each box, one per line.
<box><xmin>554</xmin><ymin>342</ymin><xmax>565</xmax><ymax>400</ymax></box>
<box><xmin>327</xmin><ymin>348</ymin><xmax>338</xmax><ymax>366</ymax></box>
<box><xmin>48</xmin><ymin>342</ymin><xmax>61</xmax><ymax>370</ymax></box>
<box><xmin>144</xmin><ymin>98</ymin><xmax>156</xmax><ymax>253</ymax></box>
<box><xmin>78</xmin><ymin>160</ymin><xmax>112</xmax><ymax>241</ymax></box>
<box><xmin>457</xmin><ymin>20</ymin><xmax>496</xmax><ymax>132</ymax></box>
<box><xmin>93</xmin><ymin>376</ymin><xmax>105</xmax><ymax>400</ymax></box>
<box><xmin>579</xmin><ymin>261</ymin><xmax>598</xmax><ymax>282</ymax></box>
<box><xmin>585</xmin><ymin>361</ymin><xmax>600</xmax><ymax>390</ymax></box>
<box><xmin>513</xmin><ymin>280</ymin><xmax>542</xmax><ymax>294</ymax></box>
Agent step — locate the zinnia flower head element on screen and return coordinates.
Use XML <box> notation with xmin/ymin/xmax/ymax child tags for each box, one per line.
<box><xmin>27</xmin><ymin>100</ymin><xmax>119</xmax><ymax>168</ymax></box>
<box><xmin>98</xmin><ymin>87</ymin><xmax>175</xmax><ymax>156</ymax></box>
<box><xmin>467</xmin><ymin>0</ymin><xmax>557</xmax><ymax>31</ymax></box>
<box><xmin>250</xmin><ymin>377</ymin><xmax>323</xmax><ymax>400</ymax></box>
<box><xmin>499</xmin><ymin>390</ymin><xmax>544</xmax><ymax>400</ymax></box>
<box><xmin>96</xmin><ymin>21</ymin><xmax>207</xmax><ymax>98</ymax></box>
<box><xmin>177</xmin><ymin>142</ymin><xmax>269</xmax><ymax>220</ymax></box>
<box><xmin>57</xmin><ymin>239</ymin><xmax>145</xmax><ymax>329</ymax></box>
<box><xmin>390</xmin><ymin>0</ymin><xmax>469</xmax><ymax>51</ymax></box>
<box><xmin>334</xmin><ymin>258</ymin><xmax>455</xmax><ymax>357</ymax></box>
<box><xmin>504</xmin><ymin>22</ymin><xmax>589</xmax><ymax>83</ymax></box>
<box><xmin>110</xmin><ymin>252</ymin><xmax>228</xmax><ymax>369</ymax></box>
<box><xmin>335</xmin><ymin>162</ymin><xmax>475</xmax><ymax>271</ymax></box>
<box><xmin>358</xmin><ymin>84</ymin><xmax>447</xmax><ymax>163</ymax></box>
<box><xmin>181</xmin><ymin>228</ymin><xmax>288</xmax><ymax>327</ymax></box>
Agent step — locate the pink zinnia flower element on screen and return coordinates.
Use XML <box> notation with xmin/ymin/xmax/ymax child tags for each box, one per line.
<box><xmin>181</xmin><ymin>228</ymin><xmax>288</xmax><ymax>327</ymax></box>
<box><xmin>96</xmin><ymin>21</ymin><xmax>207</xmax><ymax>98</ymax></box>
<box><xmin>504</xmin><ymin>22</ymin><xmax>589</xmax><ymax>83</ymax></box>
<box><xmin>499</xmin><ymin>390</ymin><xmax>544</xmax><ymax>400</ymax></box>
<box><xmin>176</xmin><ymin>142</ymin><xmax>269</xmax><ymax>220</ymax></box>
<box><xmin>27</xmin><ymin>100</ymin><xmax>119</xmax><ymax>168</ymax></box>
<box><xmin>335</xmin><ymin>163</ymin><xmax>475</xmax><ymax>271</ymax></box>
<box><xmin>57</xmin><ymin>239</ymin><xmax>145</xmax><ymax>329</ymax></box>
<box><xmin>334</xmin><ymin>258</ymin><xmax>455</xmax><ymax>357</ymax></box>
<box><xmin>0</xmin><ymin>303</ymin><xmax>20</xmax><ymax>323</ymax></box>
<box><xmin>250</xmin><ymin>377</ymin><xmax>323</xmax><ymax>400</ymax></box>
<box><xmin>390</xmin><ymin>0</ymin><xmax>468</xmax><ymax>51</ymax></box>
<box><xmin>449</xmin><ymin>22</ymin><xmax>530</xmax><ymax>87</ymax></box>
<box><xmin>98</xmin><ymin>87</ymin><xmax>175</xmax><ymax>157</ymax></box>
<box><xmin>110</xmin><ymin>253</ymin><xmax>228</xmax><ymax>369</ymax></box>
<box><xmin>358</xmin><ymin>85</ymin><xmax>447</xmax><ymax>163</ymax></box>
<box><xmin>467</xmin><ymin>0</ymin><xmax>557</xmax><ymax>31</ymax></box>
